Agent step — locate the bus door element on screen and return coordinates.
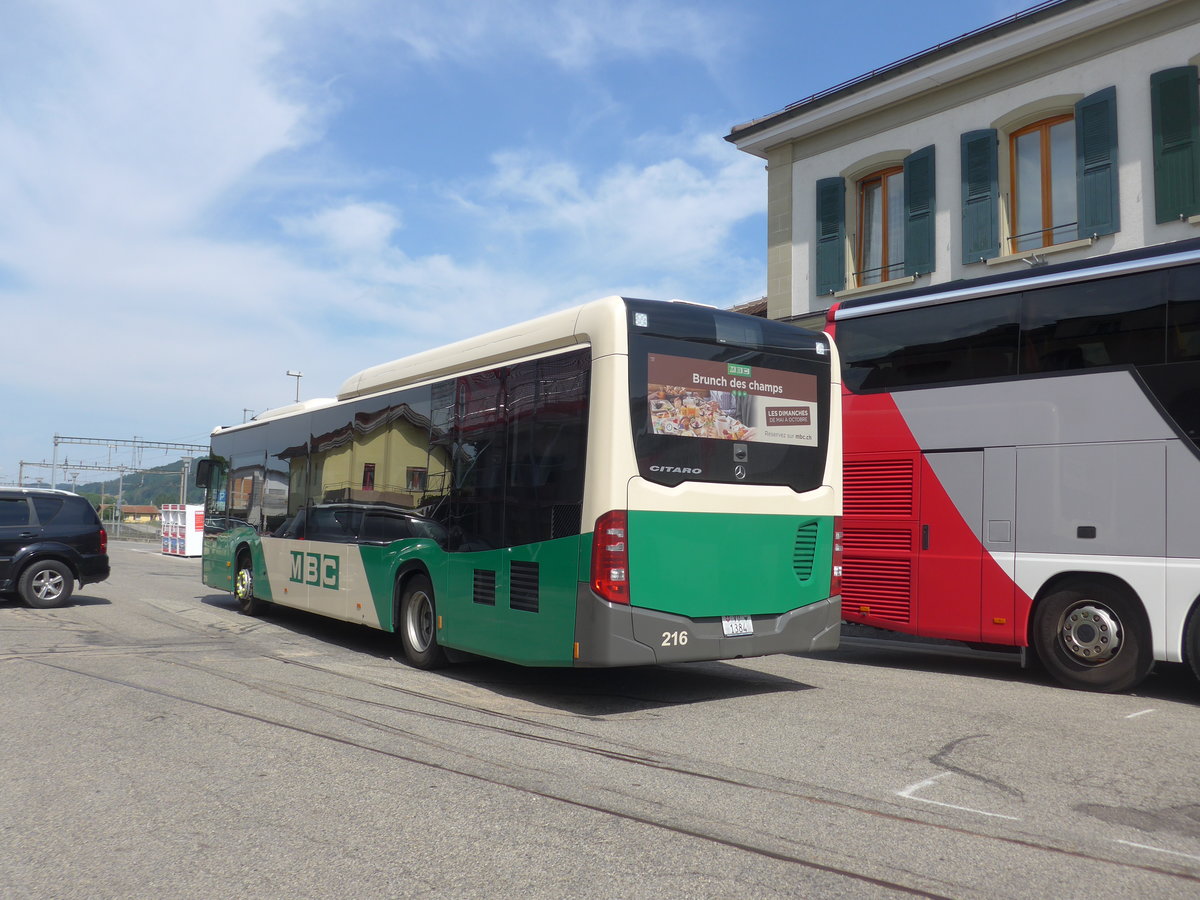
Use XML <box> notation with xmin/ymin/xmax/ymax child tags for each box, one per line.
<box><xmin>917</xmin><ymin>451</ymin><xmax>984</xmax><ymax>642</ymax></box>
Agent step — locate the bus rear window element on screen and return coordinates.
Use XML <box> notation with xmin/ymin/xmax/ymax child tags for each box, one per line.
<box><xmin>626</xmin><ymin>301</ymin><xmax>831</xmax><ymax>492</ymax></box>
<box><xmin>647</xmin><ymin>353</ymin><xmax>820</xmax><ymax>447</ymax></box>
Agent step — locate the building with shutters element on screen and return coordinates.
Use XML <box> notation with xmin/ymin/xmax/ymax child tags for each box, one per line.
<box><xmin>725</xmin><ymin>0</ymin><xmax>1200</xmax><ymax>319</ymax></box>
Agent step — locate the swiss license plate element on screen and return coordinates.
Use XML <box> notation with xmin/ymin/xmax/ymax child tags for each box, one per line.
<box><xmin>722</xmin><ymin>615</ymin><xmax>753</xmax><ymax>637</ymax></box>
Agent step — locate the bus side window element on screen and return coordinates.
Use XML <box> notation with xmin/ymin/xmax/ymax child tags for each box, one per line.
<box><xmin>1020</xmin><ymin>272</ymin><xmax>1166</xmax><ymax>373</ymax></box>
<box><xmin>1168</xmin><ymin>263</ymin><xmax>1200</xmax><ymax>362</ymax></box>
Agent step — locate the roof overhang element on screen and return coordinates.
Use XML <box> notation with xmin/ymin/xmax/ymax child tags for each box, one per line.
<box><xmin>726</xmin><ymin>0</ymin><xmax>1159</xmax><ymax>158</ymax></box>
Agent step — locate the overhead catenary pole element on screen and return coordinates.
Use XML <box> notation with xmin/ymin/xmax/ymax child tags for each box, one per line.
<box><xmin>45</xmin><ymin>436</ymin><xmax>209</xmax><ymax>497</ymax></box>
<box><xmin>179</xmin><ymin>457</ymin><xmax>192</xmax><ymax>504</ymax></box>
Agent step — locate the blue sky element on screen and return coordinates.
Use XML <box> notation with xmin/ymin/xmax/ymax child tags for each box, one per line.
<box><xmin>0</xmin><ymin>0</ymin><xmax>1027</xmax><ymax>485</ymax></box>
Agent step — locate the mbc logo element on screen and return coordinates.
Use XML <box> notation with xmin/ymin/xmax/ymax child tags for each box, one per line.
<box><xmin>290</xmin><ymin>551</ymin><xmax>340</xmax><ymax>590</ymax></box>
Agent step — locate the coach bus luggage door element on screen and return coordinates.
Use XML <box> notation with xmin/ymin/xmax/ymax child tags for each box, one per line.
<box><xmin>980</xmin><ymin>447</ymin><xmax>1017</xmax><ymax>644</ymax></box>
<box><xmin>917</xmin><ymin>451</ymin><xmax>984</xmax><ymax>642</ymax></box>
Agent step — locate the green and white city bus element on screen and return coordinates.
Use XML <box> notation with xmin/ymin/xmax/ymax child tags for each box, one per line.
<box><xmin>196</xmin><ymin>296</ymin><xmax>843</xmax><ymax>668</ymax></box>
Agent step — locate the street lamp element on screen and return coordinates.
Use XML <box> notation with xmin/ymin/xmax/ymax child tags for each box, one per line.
<box><xmin>286</xmin><ymin>370</ymin><xmax>303</xmax><ymax>402</ymax></box>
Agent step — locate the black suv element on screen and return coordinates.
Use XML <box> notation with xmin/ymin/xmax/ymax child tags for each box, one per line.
<box><xmin>0</xmin><ymin>488</ymin><xmax>109</xmax><ymax>608</ymax></box>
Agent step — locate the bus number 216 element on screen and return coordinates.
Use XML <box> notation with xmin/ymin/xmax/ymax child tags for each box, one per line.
<box><xmin>661</xmin><ymin>630</ymin><xmax>689</xmax><ymax>646</ymax></box>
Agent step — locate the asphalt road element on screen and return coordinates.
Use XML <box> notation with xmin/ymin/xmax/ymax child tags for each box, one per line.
<box><xmin>2</xmin><ymin>541</ymin><xmax>1198</xmax><ymax>898</ymax></box>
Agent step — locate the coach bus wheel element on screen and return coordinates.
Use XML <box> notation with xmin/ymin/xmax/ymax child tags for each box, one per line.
<box><xmin>400</xmin><ymin>575</ymin><xmax>446</xmax><ymax>669</ymax></box>
<box><xmin>1184</xmin><ymin>603</ymin><xmax>1200</xmax><ymax>683</ymax></box>
<box><xmin>1032</xmin><ymin>584</ymin><xmax>1151</xmax><ymax>693</ymax></box>
<box><xmin>234</xmin><ymin>554</ymin><xmax>266</xmax><ymax>616</ymax></box>
<box><xmin>20</xmin><ymin>560</ymin><xmax>74</xmax><ymax>609</ymax></box>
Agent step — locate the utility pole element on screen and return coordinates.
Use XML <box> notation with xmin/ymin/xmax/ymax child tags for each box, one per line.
<box><xmin>286</xmin><ymin>370</ymin><xmax>303</xmax><ymax>402</ymax></box>
<box><xmin>179</xmin><ymin>457</ymin><xmax>192</xmax><ymax>504</ymax></box>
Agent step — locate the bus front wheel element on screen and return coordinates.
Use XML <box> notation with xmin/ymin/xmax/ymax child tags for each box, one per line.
<box><xmin>234</xmin><ymin>553</ymin><xmax>266</xmax><ymax>616</ymax></box>
<box><xmin>399</xmin><ymin>575</ymin><xmax>446</xmax><ymax>669</ymax></box>
<box><xmin>1032</xmin><ymin>583</ymin><xmax>1151</xmax><ymax>693</ymax></box>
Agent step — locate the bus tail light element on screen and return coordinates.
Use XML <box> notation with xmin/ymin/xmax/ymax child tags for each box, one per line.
<box><xmin>591</xmin><ymin>510</ymin><xmax>629</xmax><ymax>604</ymax></box>
<box><xmin>830</xmin><ymin>517</ymin><xmax>843</xmax><ymax>597</ymax></box>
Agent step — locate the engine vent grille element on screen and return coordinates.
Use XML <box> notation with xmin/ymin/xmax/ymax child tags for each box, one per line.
<box><xmin>844</xmin><ymin>459</ymin><xmax>915</xmax><ymax>517</ymax></box>
<box><xmin>843</xmin><ymin>528</ymin><xmax>912</xmax><ymax>553</ymax></box>
<box><xmin>473</xmin><ymin>569</ymin><xmax>496</xmax><ymax>606</ymax></box>
<box><xmin>842</xmin><ymin>558</ymin><xmax>912</xmax><ymax>624</ymax></box>
<box><xmin>792</xmin><ymin>521</ymin><xmax>819</xmax><ymax>581</ymax></box>
<box><xmin>509</xmin><ymin>561</ymin><xmax>540</xmax><ymax>613</ymax></box>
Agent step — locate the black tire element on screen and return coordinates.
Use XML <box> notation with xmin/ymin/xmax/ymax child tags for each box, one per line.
<box><xmin>399</xmin><ymin>575</ymin><xmax>446</xmax><ymax>669</ymax></box>
<box><xmin>1032</xmin><ymin>583</ymin><xmax>1152</xmax><ymax>692</ymax></box>
<box><xmin>19</xmin><ymin>560</ymin><xmax>74</xmax><ymax>609</ymax></box>
<box><xmin>233</xmin><ymin>553</ymin><xmax>266</xmax><ymax>616</ymax></box>
<box><xmin>1184</xmin><ymin>602</ymin><xmax>1200</xmax><ymax>683</ymax></box>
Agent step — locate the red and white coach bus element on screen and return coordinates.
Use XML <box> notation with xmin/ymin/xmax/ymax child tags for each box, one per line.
<box><xmin>825</xmin><ymin>238</ymin><xmax>1200</xmax><ymax>692</ymax></box>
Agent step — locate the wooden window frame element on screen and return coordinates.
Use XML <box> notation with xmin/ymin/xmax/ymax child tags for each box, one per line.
<box><xmin>1009</xmin><ymin>114</ymin><xmax>1074</xmax><ymax>252</ymax></box>
<box><xmin>856</xmin><ymin>166</ymin><xmax>904</xmax><ymax>286</ymax></box>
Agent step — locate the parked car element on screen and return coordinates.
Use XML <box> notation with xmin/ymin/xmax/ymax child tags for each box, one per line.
<box><xmin>0</xmin><ymin>488</ymin><xmax>109</xmax><ymax>608</ymax></box>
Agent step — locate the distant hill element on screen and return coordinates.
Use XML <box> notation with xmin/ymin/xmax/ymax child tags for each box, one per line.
<box><xmin>66</xmin><ymin>459</ymin><xmax>206</xmax><ymax>508</ymax></box>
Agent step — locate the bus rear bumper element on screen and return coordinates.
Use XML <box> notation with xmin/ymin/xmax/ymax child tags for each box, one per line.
<box><xmin>573</xmin><ymin>586</ymin><xmax>841</xmax><ymax>667</ymax></box>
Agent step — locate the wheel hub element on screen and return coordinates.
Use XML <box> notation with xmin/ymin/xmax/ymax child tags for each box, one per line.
<box><xmin>406</xmin><ymin>591</ymin><xmax>433</xmax><ymax>651</ymax></box>
<box><xmin>1060</xmin><ymin>603</ymin><xmax>1121</xmax><ymax>664</ymax></box>
<box><xmin>33</xmin><ymin>570</ymin><xmax>65</xmax><ymax>601</ymax></box>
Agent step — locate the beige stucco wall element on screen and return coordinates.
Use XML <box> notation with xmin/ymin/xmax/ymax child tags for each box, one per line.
<box><xmin>758</xmin><ymin>0</ymin><xmax>1200</xmax><ymax>316</ymax></box>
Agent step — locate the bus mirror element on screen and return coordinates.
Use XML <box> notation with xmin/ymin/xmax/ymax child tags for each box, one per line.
<box><xmin>194</xmin><ymin>458</ymin><xmax>213</xmax><ymax>489</ymax></box>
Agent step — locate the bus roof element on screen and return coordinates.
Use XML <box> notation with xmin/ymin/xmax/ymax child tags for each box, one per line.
<box><xmin>336</xmin><ymin>296</ymin><xmax>620</xmax><ymax>402</ymax></box>
<box><xmin>832</xmin><ymin>237</ymin><xmax>1200</xmax><ymax>321</ymax></box>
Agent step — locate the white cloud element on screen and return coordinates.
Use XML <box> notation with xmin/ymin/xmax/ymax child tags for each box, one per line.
<box><xmin>0</xmin><ymin>0</ymin><xmax>765</xmax><ymax>477</ymax></box>
<box><xmin>0</xmin><ymin>0</ymin><xmax>306</xmax><ymax>243</ymax></box>
<box><xmin>282</xmin><ymin>202</ymin><xmax>402</xmax><ymax>257</ymax></box>
<box><xmin>326</xmin><ymin>0</ymin><xmax>738</xmax><ymax>71</ymax></box>
<box><xmin>475</xmin><ymin>131</ymin><xmax>763</xmax><ymax>273</ymax></box>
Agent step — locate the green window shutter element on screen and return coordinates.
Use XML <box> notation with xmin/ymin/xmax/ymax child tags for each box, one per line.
<box><xmin>903</xmin><ymin>145</ymin><xmax>935</xmax><ymax>277</ymax></box>
<box><xmin>960</xmin><ymin>129</ymin><xmax>999</xmax><ymax>264</ymax></box>
<box><xmin>814</xmin><ymin>177</ymin><xmax>845</xmax><ymax>296</ymax></box>
<box><xmin>1151</xmin><ymin>66</ymin><xmax>1200</xmax><ymax>223</ymax></box>
<box><xmin>1075</xmin><ymin>87</ymin><xmax>1119</xmax><ymax>238</ymax></box>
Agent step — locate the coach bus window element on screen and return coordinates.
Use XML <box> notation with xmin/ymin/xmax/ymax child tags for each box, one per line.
<box><xmin>450</xmin><ymin>368</ymin><xmax>506</xmax><ymax>551</ymax></box>
<box><xmin>1143</xmin><ymin>262</ymin><xmax>1200</xmax><ymax>447</ymax></box>
<box><xmin>1167</xmin><ymin>263</ymin><xmax>1200</xmax><ymax>362</ymax></box>
<box><xmin>364</xmin><ymin>386</ymin><xmax>438</xmax><ymax>514</ymax></box>
<box><xmin>307</xmin><ymin>504</ymin><xmax>363</xmax><ymax>543</ymax></box>
<box><xmin>350</xmin><ymin>398</ymin><xmax>389</xmax><ymax>502</ymax></box>
<box><xmin>838</xmin><ymin>294</ymin><xmax>1019</xmax><ymax>392</ymax></box>
<box><xmin>228</xmin><ymin>449</ymin><xmax>266</xmax><ymax>532</ymax></box>
<box><xmin>263</xmin><ymin>416</ymin><xmax>308</xmax><ymax>535</ymax></box>
<box><xmin>1019</xmin><ymin>272</ymin><xmax>1166</xmax><ymax>373</ymax></box>
<box><xmin>506</xmin><ymin>351</ymin><xmax>590</xmax><ymax>546</ymax></box>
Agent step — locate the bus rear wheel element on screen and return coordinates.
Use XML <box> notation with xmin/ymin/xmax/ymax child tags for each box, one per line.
<box><xmin>399</xmin><ymin>575</ymin><xmax>446</xmax><ymax>669</ymax></box>
<box><xmin>1032</xmin><ymin>583</ymin><xmax>1151</xmax><ymax>692</ymax></box>
<box><xmin>234</xmin><ymin>553</ymin><xmax>266</xmax><ymax>616</ymax></box>
<box><xmin>1184</xmin><ymin>602</ymin><xmax>1200</xmax><ymax>683</ymax></box>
